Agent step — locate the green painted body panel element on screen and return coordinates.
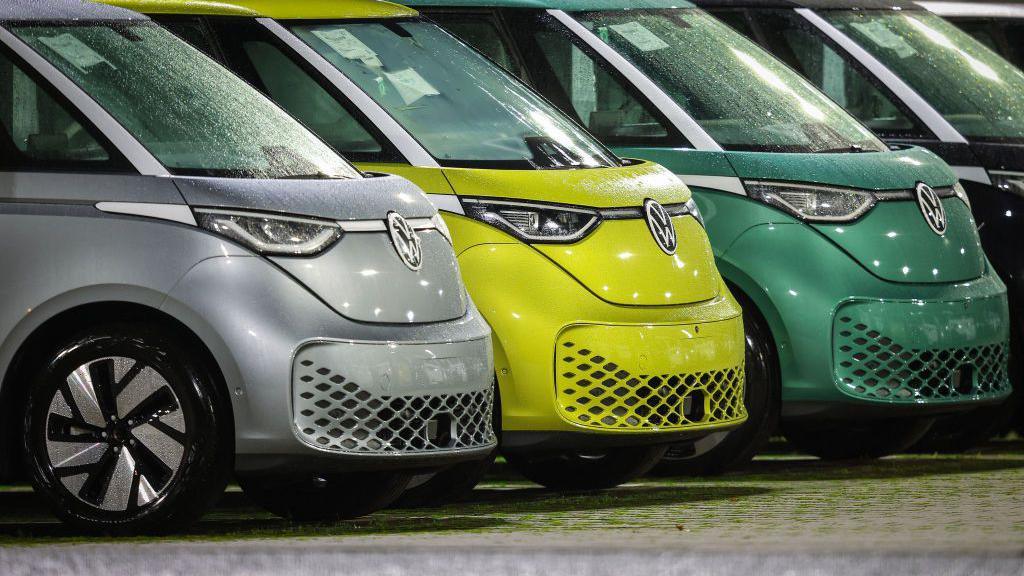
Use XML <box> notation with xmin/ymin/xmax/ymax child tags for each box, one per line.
<box><xmin>615</xmin><ymin>148</ymin><xmax>736</xmax><ymax>178</ymax></box>
<box><xmin>101</xmin><ymin>0</ymin><xmax>417</xmax><ymax>19</ymax></box>
<box><xmin>811</xmin><ymin>199</ymin><xmax>986</xmax><ymax>284</ymax></box>
<box><xmin>704</xmin><ymin>190</ymin><xmax>1008</xmax><ymax>409</ymax></box>
<box><xmin>610</xmin><ymin>145</ymin><xmax>987</xmax><ymax>285</ymax></box>
<box><xmin>722</xmin><ymin>147</ymin><xmax>955</xmax><ymax>190</ymax></box>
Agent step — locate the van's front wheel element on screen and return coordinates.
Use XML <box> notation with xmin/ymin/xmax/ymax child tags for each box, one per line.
<box><xmin>505</xmin><ymin>445</ymin><xmax>666</xmax><ymax>490</ymax></box>
<box><xmin>23</xmin><ymin>324</ymin><xmax>230</xmax><ymax>534</ymax></box>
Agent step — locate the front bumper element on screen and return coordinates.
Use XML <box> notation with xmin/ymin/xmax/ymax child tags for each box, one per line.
<box><xmin>718</xmin><ymin>218</ymin><xmax>1010</xmax><ymax>420</ymax></box>
<box><xmin>161</xmin><ymin>254</ymin><xmax>496</xmax><ymax>475</ymax></box>
<box><xmin>453</xmin><ymin>225</ymin><xmax>746</xmax><ymax>450</ymax></box>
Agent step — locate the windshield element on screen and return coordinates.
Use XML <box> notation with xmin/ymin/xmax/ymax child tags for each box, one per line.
<box><xmin>288</xmin><ymin>20</ymin><xmax>619</xmax><ymax>169</ymax></box>
<box><xmin>571</xmin><ymin>9</ymin><xmax>886</xmax><ymax>153</ymax></box>
<box><xmin>12</xmin><ymin>22</ymin><xmax>360</xmax><ymax>178</ymax></box>
<box><xmin>823</xmin><ymin>11</ymin><xmax>1024</xmax><ymax>142</ymax></box>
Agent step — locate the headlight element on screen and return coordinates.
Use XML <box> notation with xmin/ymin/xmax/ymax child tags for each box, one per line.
<box><xmin>990</xmin><ymin>171</ymin><xmax>1024</xmax><ymax>199</ymax></box>
<box><xmin>952</xmin><ymin>181</ymin><xmax>972</xmax><ymax>209</ymax></box>
<box><xmin>195</xmin><ymin>209</ymin><xmax>342</xmax><ymax>256</ymax></box>
<box><xmin>461</xmin><ymin>198</ymin><xmax>599</xmax><ymax>243</ymax></box>
<box><xmin>745</xmin><ymin>180</ymin><xmax>876</xmax><ymax>222</ymax></box>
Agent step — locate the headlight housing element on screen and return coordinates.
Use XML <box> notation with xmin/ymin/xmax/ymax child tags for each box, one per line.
<box><xmin>745</xmin><ymin>180</ymin><xmax>876</xmax><ymax>222</ymax></box>
<box><xmin>195</xmin><ymin>209</ymin><xmax>342</xmax><ymax>256</ymax></box>
<box><xmin>461</xmin><ymin>197</ymin><xmax>703</xmax><ymax>243</ymax></box>
<box><xmin>461</xmin><ymin>198</ymin><xmax>599</xmax><ymax>243</ymax></box>
<box><xmin>990</xmin><ymin>171</ymin><xmax>1024</xmax><ymax>199</ymax></box>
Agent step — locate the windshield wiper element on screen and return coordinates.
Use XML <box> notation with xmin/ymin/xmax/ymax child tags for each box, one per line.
<box><xmin>815</xmin><ymin>144</ymin><xmax>866</xmax><ymax>154</ymax></box>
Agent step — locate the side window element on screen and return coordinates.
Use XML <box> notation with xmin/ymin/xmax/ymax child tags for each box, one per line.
<box><xmin>161</xmin><ymin>18</ymin><xmax>401</xmax><ymax>163</ymax></box>
<box><xmin>240</xmin><ymin>41</ymin><xmax>392</xmax><ymax>161</ymax></box>
<box><xmin>504</xmin><ymin>13</ymin><xmax>688</xmax><ymax>147</ymax></box>
<box><xmin>0</xmin><ymin>49</ymin><xmax>125</xmax><ymax>171</ymax></box>
<box><xmin>426</xmin><ymin>13</ymin><xmax>525</xmax><ymax>78</ymax></box>
<box><xmin>743</xmin><ymin>9</ymin><xmax>930</xmax><ymax>140</ymax></box>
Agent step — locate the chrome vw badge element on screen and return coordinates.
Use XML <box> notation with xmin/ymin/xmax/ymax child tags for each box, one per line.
<box><xmin>386</xmin><ymin>212</ymin><xmax>423</xmax><ymax>271</ymax></box>
<box><xmin>915</xmin><ymin>182</ymin><xmax>947</xmax><ymax>235</ymax></box>
<box><xmin>644</xmin><ymin>198</ymin><xmax>677</xmax><ymax>255</ymax></box>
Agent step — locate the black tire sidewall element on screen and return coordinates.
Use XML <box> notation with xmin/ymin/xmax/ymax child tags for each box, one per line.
<box><xmin>23</xmin><ymin>324</ymin><xmax>227</xmax><ymax>532</ymax></box>
<box><xmin>656</xmin><ymin>302</ymin><xmax>780</xmax><ymax>475</ymax></box>
<box><xmin>506</xmin><ymin>444</ymin><xmax>668</xmax><ymax>490</ymax></box>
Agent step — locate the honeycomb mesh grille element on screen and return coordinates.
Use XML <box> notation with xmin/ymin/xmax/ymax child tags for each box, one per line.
<box><xmin>293</xmin><ymin>360</ymin><xmax>495</xmax><ymax>453</ymax></box>
<box><xmin>556</xmin><ymin>342</ymin><xmax>746</xmax><ymax>430</ymax></box>
<box><xmin>835</xmin><ymin>316</ymin><xmax>1010</xmax><ymax>401</ymax></box>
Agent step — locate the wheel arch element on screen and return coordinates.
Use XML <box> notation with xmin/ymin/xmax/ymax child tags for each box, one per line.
<box><xmin>0</xmin><ymin>295</ymin><xmax>234</xmax><ymax>481</ymax></box>
<box><xmin>715</xmin><ymin>258</ymin><xmax>790</xmax><ymax>383</ymax></box>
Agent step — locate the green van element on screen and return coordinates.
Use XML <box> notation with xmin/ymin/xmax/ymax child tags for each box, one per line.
<box><xmin>409</xmin><ymin>0</ymin><xmax>1012</xmax><ymax>470</ymax></box>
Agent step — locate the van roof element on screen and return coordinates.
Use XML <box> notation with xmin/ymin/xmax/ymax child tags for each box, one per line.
<box><xmin>99</xmin><ymin>0</ymin><xmax>418</xmax><ymax>19</ymax></box>
<box><xmin>407</xmin><ymin>0</ymin><xmax>696</xmax><ymax>10</ymax></box>
<box><xmin>0</xmin><ymin>0</ymin><xmax>147</xmax><ymax>21</ymax></box>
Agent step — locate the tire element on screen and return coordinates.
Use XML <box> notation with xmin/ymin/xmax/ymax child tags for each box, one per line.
<box><xmin>654</xmin><ymin>304</ymin><xmax>779</xmax><ymax>476</ymax></box>
<box><xmin>393</xmin><ymin>451</ymin><xmax>496</xmax><ymax>508</ymax></box>
<box><xmin>782</xmin><ymin>418</ymin><xmax>934</xmax><ymax>460</ymax></box>
<box><xmin>23</xmin><ymin>323</ymin><xmax>231</xmax><ymax>534</ymax></box>
<box><xmin>505</xmin><ymin>445</ymin><xmax>667</xmax><ymax>490</ymax></box>
<box><xmin>239</xmin><ymin>472</ymin><xmax>412</xmax><ymax>521</ymax></box>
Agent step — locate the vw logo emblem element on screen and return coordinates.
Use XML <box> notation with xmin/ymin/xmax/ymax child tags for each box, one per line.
<box><xmin>386</xmin><ymin>212</ymin><xmax>423</xmax><ymax>271</ymax></box>
<box><xmin>644</xmin><ymin>198</ymin><xmax>677</xmax><ymax>255</ymax></box>
<box><xmin>915</xmin><ymin>183</ymin><xmax>947</xmax><ymax>236</ymax></box>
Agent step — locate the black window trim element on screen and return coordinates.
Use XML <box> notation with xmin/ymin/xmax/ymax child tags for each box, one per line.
<box><xmin>0</xmin><ymin>39</ymin><xmax>133</xmax><ymax>174</ymax></box>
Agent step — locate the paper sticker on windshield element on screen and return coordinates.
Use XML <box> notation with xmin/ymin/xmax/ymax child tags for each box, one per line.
<box><xmin>609</xmin><ymin>22</ymin><xmax>669</xmax><ymax>52</ymax></box>
<box><xmin>383</xmin><ymin>68</ymin><xmax>440</xmax><ymax>105</ymax></box>
<box><xmin>312</xmin><ymin>28</ymin><xmax>382</xmax><ymax>68</ymax></box>
<box><xmin>38</xmin><ymin>34</ymin><xmax>116</xmax><ymax>73</ymax></box>
<box><xmin>850</xmin><ymin>22</ymin><xmax>917</xmax><ymax>59</ymax></box>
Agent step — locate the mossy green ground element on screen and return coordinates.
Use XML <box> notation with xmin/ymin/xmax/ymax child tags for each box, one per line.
<box><xmin>1</xmin><ymin>440</ymin><xmax>1022</xmax><ymax>552</ymax></box>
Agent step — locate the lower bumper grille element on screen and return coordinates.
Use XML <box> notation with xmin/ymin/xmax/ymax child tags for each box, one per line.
<box><xmin>293</xmin><ymin>357</ymin><xmax>495</xmax><ymax>454</ymax></box>
<box><xmin>835</xmin><ymin>316</ymin><xmax>1010</xmax><ymax>402</ymax></box>
<box><xmin>557</xmin><ymin>341</ymin><xmax>745</xmax><ymax>430</ymax></box>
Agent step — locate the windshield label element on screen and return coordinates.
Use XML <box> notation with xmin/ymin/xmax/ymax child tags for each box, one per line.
<box><xmin>850</xmin><ymin>22</ymin><xmax>916</xmax><ymax>59</ymax></box>
<box><xmin>38</xmin><ymin>34</ymin><xmax>115</xmax><ymax>73</ymax></box>
<box><xmin>609</xmin><ymin>22</ymin><xmax>669</xmax><ymax>52</ymax></box>
<box><xmin>312</xmin><ymin>28</ymin><xmax>383</xmax><ymax>68</ymax></box>
<box><xmin>383</xmin><ymin>68</ymin><xmax>440</xmax><ymax>105</ymax></box>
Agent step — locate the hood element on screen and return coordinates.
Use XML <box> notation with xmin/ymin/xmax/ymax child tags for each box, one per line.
<box><xmin>443</xmin><ymin>160</ymin><xmax>722</xmax><ymax>305</ymax></box>
<box><xmin>440</xmin><ymin>160</ymin><xmax>691</xmax><ymax>207</ymax></box>
<box><xmin>726</xmin><ymin>147</ymin><xmax>986</xmax><ymax>284</ymax></box>
<box><xmin>723</xmin><ymin>146</ymin><xmax>956</xmax><ymax>190</ymax></box>
<box><xmin>173</xmin><ymin>174</ymin><xmax>468</xmax><ymax>324</ymax></box>
<box><xmin>172</xmin><ymin>173</ymin><xmax>437</xmax><ymax>221</ymax></box>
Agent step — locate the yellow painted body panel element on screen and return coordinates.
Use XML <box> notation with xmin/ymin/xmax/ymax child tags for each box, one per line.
<box><xmin>355</xmin><ymin>161</ymin><xmax>745</xmax><ymax>435</ymax></box>
<box><xmin>440</xmin><ymin>160</ymin><xmax>691</xmax><ymax>207</ymax></box>
<box><xmin>535</xmin><ymin>216</ymin><xmax>719</xmax><ymax>305</ymax></box>
<box><xmin>452</xmin><ymin>220</ymin><xmax>744</xmax><ymax>432</ymax></box>
<box><xmin>101</xmin><ymin>0</ymin><xmax>417</xmax><ymax>19</ymax></box>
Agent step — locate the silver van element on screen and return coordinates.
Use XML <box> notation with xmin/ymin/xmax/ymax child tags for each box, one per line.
<box><xmin>0</xmin><ymin>0</ymin><xmax>494</xmax><ymax>533</ymax></box>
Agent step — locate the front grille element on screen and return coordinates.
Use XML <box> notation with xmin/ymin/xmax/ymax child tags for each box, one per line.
<box><xmin>557</xmin><ymin>342</ymin><xmax>745</xmax><ymax>430</ymax></box>
<box><xmin>293</xmin><ymin>359</ymin><xmax>495</xmax><ymax>454</ymax></box>
<box><xmin>835</xmin><ymin>316</ymin><xmax>1010</xmax><ymax>401</ymax></box>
